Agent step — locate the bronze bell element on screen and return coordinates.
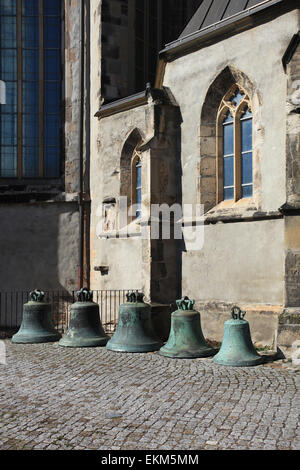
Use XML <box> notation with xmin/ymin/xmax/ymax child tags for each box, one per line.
<box><xmin>106</xmin><ymin>292</ymin><xmax>163</xmax><ymax>353</ymax></box>
<box><xmin>12</xmin><ymin>289</ymin><xmax>61</xmax><ymax>344</ymax></box>
<box><xmin>158</xmin><ymin>297</ymin><xmax>215</xmax><ymax>359</ymax></box>
<box><xmin>213</xmin><ymin>306</ymin><xmax>264</xmax><ymax>367</ymax></box>
<box><xmin>59</xmin><ymin>288</ymin><xmax>109</xmax><ymax>347</ymax></box>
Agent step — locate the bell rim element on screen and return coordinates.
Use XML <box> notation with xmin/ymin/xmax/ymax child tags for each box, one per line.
<box><xmin>106</xmin><ymin>341</ymin><xmax>162</xmax><ymax>353</ymax></box>
<box><xmin>12</xmin><ymin>333</ymin><xmax>61</xmax><ymax>343</ymax></box>
<box><xmin>58</xmin><ymin>336</ymin><xmax>109</xmax><ymax>347</ymax></box>
<box><xmin>213</xmin><ymin>356</ymin><xmax>264</xmax><ymax>367</ymax></box>
<box><xmin>158</xmin><ymin>347</ymin><xmax>216</xmax><ymax>359</ymax></box>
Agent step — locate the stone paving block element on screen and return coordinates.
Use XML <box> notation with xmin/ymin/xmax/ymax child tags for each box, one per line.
<box><xmin>0</xmin><ymin>340</ymin><xmax>299</xmax><ymax>450</ymax></box>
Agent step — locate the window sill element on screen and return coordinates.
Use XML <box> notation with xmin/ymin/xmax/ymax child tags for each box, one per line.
<box><xmin>207</xmin><ymin>197</ymin><xmax>256</xmax><ymax>216</ymax></box>
<box><xmin>204</xmin><ymin>198</ymin><xmax>282</xmax><ymax>224</ymax></box>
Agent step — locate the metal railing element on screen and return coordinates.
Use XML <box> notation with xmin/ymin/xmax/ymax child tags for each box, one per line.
<box><xmin>0</xmin><ymin>289</ymin><xmax>140</xmax><ymax>337</ymax></box>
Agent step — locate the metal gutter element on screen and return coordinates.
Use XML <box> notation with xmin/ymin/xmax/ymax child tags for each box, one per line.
<box><xmin>95</xmin><ymin>91</ymin><xmax>148</xmax><ymax>119</ymax></box>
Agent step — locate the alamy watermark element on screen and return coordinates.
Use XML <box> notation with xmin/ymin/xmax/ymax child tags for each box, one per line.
<box><xmin>0</xmin><ymin>341</ymin><xmax>6</xmax><ymax>365</ymax></box>
<box><xmin>97</xmin><ymin>197</ymin><xmax>205</xmax><ymax>251</ymax></box>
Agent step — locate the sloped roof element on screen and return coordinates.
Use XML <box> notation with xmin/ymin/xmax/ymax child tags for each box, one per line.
<box><xmin>179</xmin><ymin>0</ymin><xmax>273</xmax><ymax>39</ymax></box>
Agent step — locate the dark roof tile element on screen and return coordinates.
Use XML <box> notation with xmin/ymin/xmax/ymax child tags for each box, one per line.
<box><xmin>179</xmin><ymin>0</ymin><xmax>268</xmax><ymax>39</ymax></box>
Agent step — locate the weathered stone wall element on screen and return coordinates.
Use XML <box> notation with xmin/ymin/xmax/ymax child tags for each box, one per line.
<box><xmin>0</xmin><ymin>203</ymin><xmax>79</xmax><ymax>293</ymax></box>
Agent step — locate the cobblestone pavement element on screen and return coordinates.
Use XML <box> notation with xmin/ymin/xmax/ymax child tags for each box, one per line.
<box><xmin>0</xmin><ymin>340</ymin><xmax>299</xmax><ymax>451</ymax></box>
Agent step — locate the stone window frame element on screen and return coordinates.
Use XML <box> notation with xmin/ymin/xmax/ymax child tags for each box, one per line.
<box><xmin>199</xmin><ymin>66</ymin><xmax>262</xmax><ymax>215</ymax></box>
<box><xmin>216</xmin><ymin>84</ymin><xmax>253</xmax><ymax>204</ymax></box>
<box><xmin>120</xmin><ymin>128</ymin><xmax>144</xmax><ymax>225</ymax></box>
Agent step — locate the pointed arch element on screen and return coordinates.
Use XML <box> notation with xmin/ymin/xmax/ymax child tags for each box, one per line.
<box><xmin>120</xmin><ymin>128</ymin><xmax>144</xmax><ymax>219</ymax></box>
<box><xmin>199</xmin><ymin>65</ymin><xmax>260</xmax><ymax>211</ymax></box>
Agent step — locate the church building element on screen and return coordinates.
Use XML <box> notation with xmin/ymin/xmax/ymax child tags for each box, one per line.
<box><xmin>0</xmin><ymin>0</ymin><xmax>299</xmax><ymax>355</ymax></box>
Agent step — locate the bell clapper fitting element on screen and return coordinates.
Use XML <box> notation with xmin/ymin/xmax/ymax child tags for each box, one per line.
<box><xmin>29</xmin><ymin>289</ymin><xmax>45</xmax><ymax>302</ymax></box>
<box><xmin>231</xmin><ymin>306</ymin><xmax>246</xmax><ymax>320</ymax></box>
<box><xmin>77</xmin><ymin>287</ymin><xmax>93</xmax><ymax>302</ymax></box>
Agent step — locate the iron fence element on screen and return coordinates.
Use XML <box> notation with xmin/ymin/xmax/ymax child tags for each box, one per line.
<box><xmin>0</xmin><ymin>289</ymin><xmax>140</xmax><ymax>337</ymax></box>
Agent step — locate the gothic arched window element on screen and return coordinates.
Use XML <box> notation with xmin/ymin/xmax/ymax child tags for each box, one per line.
<box><xmin>217</xmin><ymin>86</ymin><xmax>253</xmax><ymax>202</ymax></box>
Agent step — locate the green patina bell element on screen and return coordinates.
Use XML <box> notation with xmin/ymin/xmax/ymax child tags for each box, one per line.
<box><xmin>158</xmin><ymin>297</ymin><xmax>215</xmax><ymax>359</ymax></box>
<box><xmin>213</xmin><ymin>306</ymin><xmax>263</xmax><ymax>367</ymax></box>
<box><xmin>106</xmin><ymin>292</ymin><xmax>162</xmax><ymax>353</ymax></box>
<box><xmin>59</xmin><ymin>288</ymin><xmax>109</xmax><ymax>348</ymax></box>
<box><xmin>12</xmin><ymin>289</ymin><xmax>61</xmax><ymax>344</ymax></box>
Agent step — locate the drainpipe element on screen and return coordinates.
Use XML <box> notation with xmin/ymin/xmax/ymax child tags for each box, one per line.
<box><xmin>78</xmin><ymin>0</ymin><xmax>85</xmax><ymax>289</ymax></box>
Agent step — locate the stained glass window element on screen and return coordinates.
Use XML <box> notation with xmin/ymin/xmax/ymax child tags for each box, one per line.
<box><xmin>0</xmin><ymin>0</ymin><xmax>61</xmax><ymax>179</ymax></box>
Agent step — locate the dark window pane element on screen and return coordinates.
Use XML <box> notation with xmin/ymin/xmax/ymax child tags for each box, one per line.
<box><xmin>224</xmin><ymin>187</ymin><xmax>234</xmax><ymax>200</ymax></box>
<box><xmin>44</xmin><ymin>147</ymin><xmax>60</xmax><ymax>177</ymax></box>
<box><xmin>241</xmin><ymin>118</ymin><xmax>252</xmax><ymax>152</ymax></box>
<box><xmin>22</xmin><ymin>81</ymin><xmax>39</xmax><ymax>113</ymax></box>
<box><xmin>136</xmin><ymin>163</ymin><xmax>141</xmax><ymax>188</ymax></box>
<box><xmin>136</xmin><ymin>188</ymin><xmax>142</xmax><ymax>205</ymax></box>
<box><xmin>44</xmin><ymin>82</ymin><xmax>60</xmax><ymax>114</ymax></box>
<box><xmin>22</xmin><ymin>147</ymin><xmax>39</xmax><ymax>177</ymax></box>
<box><xmin>44</xmin><ymin>0</ymin><xmax>61</xmax><ymax>16</ymax></box>
<box><xmin>1</xmin><ymin>146</ymin><xmax>17</xmax><ymax>177</ymax></box>
<box><xmin>242</xmin><ymin>152</ymin><xmax>252</xmax><ymax>186</ymax></box>
<box><xmin>223</xmin><ymin>156</ymin><xmax>234</xmax><ymax>188</ymax></box>
<box><xmin>22</xmin><ymin>49</ymin><xmax>39</xmax><ymax>81</ymax></box>
<box><xmin>22</xmin><ymin>16</ymin><xmax>39</xmax><ymax>48</ymax></box>
<box><xmin>22</xmin><ymin>0</ymin><xmax>39</xmax><ymax>16</ymax></box>
<box><xmin>23</xmin><ymin>114</ymin><xmax>39</xmax><ymax>146</ymax></box>
<box><xmin>44</xmin><ymin>114</ymin><xmax>60</xmax><ymax>146</ymax></box>
<box><xmin>1</xmin><ymin>113</ymin><xmax>17</xmax><ymax>145</ymax></box>
<box><xmin>223</xmin><ymin>123</ymin><xmax>234</xmax><ymax>155</ymax></box>
<box><xmin>0</xmin><ymin>0</ymin><xmax>16</xmax><ymax>15</ymax></box>
<box><xmin>1</xmin><ymin>49</ymin><xmax>17</xmax><ymax>81</ymax></box>
<box><xmin>0</xmin><ymin>15</ymin><xmax>17</xmax><ymax>48</ymax></box>
<box><xmin>44</xmin><ymin>16</ymin><xmax>61</xmax><ymax>48</ymax></box>
<box><xmin>242</xmin><ymin>184</ymin><xmax>253</xmax><ymax>198</ymax></box>
<box><xmin>44</xmin><ymin>49</ymin><xmax>60</xmax><ymax>80</ymax></box>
